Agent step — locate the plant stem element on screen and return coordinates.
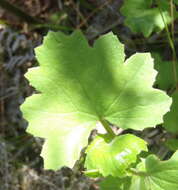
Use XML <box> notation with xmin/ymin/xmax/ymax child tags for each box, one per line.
<box><xmin>169</xmin><ymin>0</ymin><xmax>178</xmax><ymax>91</ymax></box>
<box><xmin>31</xmin><ymin>23</ymin><xmax>73</xmax><ymax>32</ymax></box>
<box><xmin>100</xmin><ymin>118</ymin><xmax>116</xmax><ymax>138</ymax></box>
<box><xmin>0</xmin><ymin>0</ymin><xmax>41</xmax><ymax>24</ymax></box>
<box><xmin>157</xmin><ymin>0</ymin><xmax>178</xmax><ymax>90</ymax></box>
<box><xmin>128</xmin><ymin>168</ymin><xmax>147</xmax><ymax>177</ymax></box>
<box><xmin>170</xmin><ymin>0</ymin><xmax>175</xmax><ymax>41</ymax></box>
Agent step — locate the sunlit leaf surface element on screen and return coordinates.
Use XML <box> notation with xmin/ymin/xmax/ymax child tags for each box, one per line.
<box><xmin>21</xmin><ymin>31</ymin><xmax>171</xmax><ymax>170</ymax></box>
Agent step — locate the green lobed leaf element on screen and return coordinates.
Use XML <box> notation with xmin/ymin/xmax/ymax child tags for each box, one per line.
<box><xmin>85</xmin><ymin>134</ymin><xmax>147</xmax><ymax>177</ymax></box>
<box><xmin>21</xmin><ymin>31</ymin><xmax>171</xmax><ymax>170</ymax></box>
<box><xmin>120</xmin><ymin>0</ymin><xmax>172</xmax><ymax>37</ymax></box>
<box><xmin>153</xmin><ymin>53</ymin><xmax>178</xmax><ymax>91</ymax></box>
<box><xmin>129</xmin><ymin>151</ymin><xmax>178</xmax><ymax>190</ymax></box>
<box><xmin>163</xmin><ymin>91</ymin><xmax>178</xmax><ymax>133</ymax></box>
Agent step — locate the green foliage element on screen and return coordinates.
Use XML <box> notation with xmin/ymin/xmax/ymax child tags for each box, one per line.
<box><xmin>129</xmin><ymin>151</ymin><xmax>178</xmax><ymax>190</ymax></box>
<box><xmin>99</xmin><ymin>176</ymin><xmax>123</xmax><ymax>190</ymax></box>
<box><xmin>21</xmin><ymin>31</ymin><xmax>171</xmax><ymax>171</ymax></box>
<box><xmin>174</xmin><ymin>0</ymin><xmax>178</xmax><ymax>5</ymax></box>
<box><xmin>164</xmin><ymin>92</ymin><xmax>178</xmax><ymax>133</ymax></box>
<box><xmin>120</xmin><ymin>0</ymin><xmax>172</xmax><ymax>37</ymax></box>
<box><xmin>100</xmin><ymin>151</ymin><xmax>178</xmax><ymax>190</ymax></box>
<box><xmin>153</xmin><ymin>54</ymin><xmax>178</xmax><ymax>134</ymax></box>
<box><xmin>20</xmin><ymin>28</ymin><xmax>178</xmax><ymax>190</ymax></box>
<box><xmin>153</xmin><ymin>53</ymin><xmax>178</xmax><ymax>91</ymax></box>
<box><xmin>85</xmin><ymin>134</ymin><xmax>147</xmax><ymax>178</ymax></box>
<box><xmin>99</xmin><ymin>176</ymin><xmax>131</xmax><ymax>190</ymax></box>
<box><xmin>165</xmin><ymin>139</ymin><xmax>178</xmax><ymax>151</ymax></box>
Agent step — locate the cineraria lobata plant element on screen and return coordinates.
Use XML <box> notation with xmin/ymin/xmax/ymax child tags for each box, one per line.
<box><xmin>20</xmin><ymin>30</ymin><xmax>178</xmax><ymax>189</ymax></box>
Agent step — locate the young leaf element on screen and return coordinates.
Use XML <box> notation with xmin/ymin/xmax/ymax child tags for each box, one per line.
<box><xmin>129</xmin><ymin>151</ymin><xmax>178</xmax><ymax>190</ymax></box>
<box><xmin>163</xmin><ymin>91</ymin><xmax>178</xmax><ymax>133</ymax></box>
<box><xmin>21</xmin><ymin>31</ymin><xmax>171</xmax><ymax>170</ymax></box>
<box><xmin>120</xmin><ymin>0</ymin><xmax>172</xmax><ymax>37</ymax></box>
<box><xmin>85</xmin><ymin>134</ymin><xmax>147</xmax><ymax>177</ymax></box>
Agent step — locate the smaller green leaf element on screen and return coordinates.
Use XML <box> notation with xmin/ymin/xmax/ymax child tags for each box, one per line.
<box><xmin>120</xmin><ymin>0</ymin><xmax>172</xmax><ymax>37</ymax></box>
<box><xmin>163</xmin><ymin>91</ymin><xmax>178</xmax><ymax>133</ymax></box>
<box><xmin>85</xmin><ymin>134</ymin><xmax>147</xmax><ymax>178</ymax></box>
<box><xmin>129</xmin><ymin>151</ymin><xmax>178</xmax><ymax>190</ymax></box>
